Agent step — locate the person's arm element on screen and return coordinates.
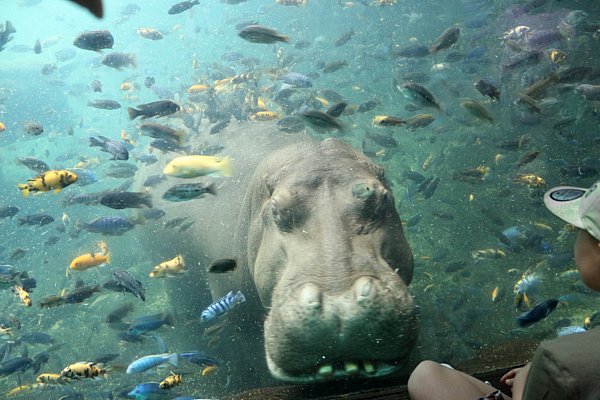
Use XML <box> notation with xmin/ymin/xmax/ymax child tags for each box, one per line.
<box><xmin>500</xmin><ymin>363</ymin><xmax>531</xmax><ymax>400</ymax></box>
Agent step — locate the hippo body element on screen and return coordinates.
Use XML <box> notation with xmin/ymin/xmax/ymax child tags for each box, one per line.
<box><xmin>136</xmin><ymin>121</ymin><xmax>417</xmax><ymax>388</ymax></box>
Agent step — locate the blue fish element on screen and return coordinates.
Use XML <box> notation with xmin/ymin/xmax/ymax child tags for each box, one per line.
<box><xmin>89</xmin><ymin>135</ymin><xmax>129</xmax><ymax>160</ymax></box>
<box><xmin>281</xmin><ymin>72</ymin><xmax>312</xmax><ymax>88</ymax></box>
<box><xmin>83</xmin><ymin>216</ymin><xmax>135</xmax><ymax>235</ymax></box>
<box><xmin>126</xmin><ymin>353</ymin><xmax>177</xmax><ymax>374</ymax></box>
<box><xmin>127</xmin><ymin>382</ymin><xmax>162</xmax><ymax>399</ymax></box>
<box><xmin>127</xmin><ymin>312</ymin><xmax>175</xmax><ymax>336</ymax></box>
<box><xmin>517</xmin><ymin>299</ymin><xmax>559</xmax><ymax>328</ymax></box>
<box><xmin>179</xmin><ymin>351</ymin><xmax>220</xmax><ymax>367</ymax></box>
<box><xmin>200</xmin><ymin>291</ymin><xmax>246</xmax><ymax>323</ymax></box>
<box><xmin>557</xmin><ymin>326</ymin><xmax>586</xmax><ymax>337</ymax></box>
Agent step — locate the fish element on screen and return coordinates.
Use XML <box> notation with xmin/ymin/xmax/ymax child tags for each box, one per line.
<box><xmin>474</xmin><ymin>78</ymin><xmax>500</xmax><ymax>101</ymax></box>
<box><xmin>91</xmin><ymin>80</ymin><xmax>102</xmax><ymax>92</ymax></box>
<box><xmin>163</xmin><ymin>155</ymin><xmax>232</xmax><ymax>178</ymax></box>
<box><xmin>514</xmin><ymin>173</ymin><xmax>545</xmax><ymax>188</ymax></box>
<box><xmin>0</xmin><ymin>21</ymin><xmax>16</xmax><ymax>53</ymax></box>
<box><xmin>406</xmin><ymin>114</ymin><xmax>435</xmax><ymax>130</ymax></box>
<box><xmin>128</xmin><ymin>100</ymin><xmax>180</xmax><ymax>120</ymax></box>
<box><xmin>322</xmin><ymin>60</ymin><xmax>348</xmax><ymax>73</ymax></box>
<box><xmin>326</xmin><ymin>102</ymin><xmax>348</xmax><ymax>118</ymax></box>
<box><xmin>250</xmin><ymin>111</ymin><xmax>282</xmax><ymax>121</ymax></box>
<box><xmin>366</xmin><ymin>132</ymin><xmax>398</xmax><ymax>148</ymax></box>
<box><xmin>126</xmin><ymin>353</ymin><xmax>178</xmax><ymax>374</ymax></box>
<box><xmin>36</xmin><ymin>373</ymin><xmax>70</xmax><ymax>385</ymax></box>
<box><xmin>502</xmin><ymin>50</ymin><xmax>543</xmax><ymax>70</ymax></box>
<box><xmin>168</xmin><ymin>0</ymin><xmax>199</xmax><ymax>14</ymax></box>
<box><xmin>209</xmin><ymin>119</ymin><xmax>230</xmax><ymax>135</ymax></box>
<box><xmin>73</xmin><ymin>30</ymin><xmax>113</xmax><ymax>51</ymax></box>
<box><xmin>200</xmin><ymin>291</ymin><xmax>246</xmax><ymax>323</ymax></box>
<box><xmin>102</xmin><ymin>270</ymin><xmax>146</xmax><ymax>301</ymax></box>
<box><xmin>460</xmin><ymin>99</ymin><xmax>494</xmax><ymax>124</ymax></box>
<box><xmin>140</xmin><ymin>122</ymin><xmax>186</xmax><ymax>145</ymax></box>
<box><xmin>134</xmin><ymin>154</ymin><xmax>159</xmax><ymax>165</ymax></box>
<box><xmin>13</xmin><ymin>285</ymin><xmax>32</xmax><ymax>307</ymax></box>
<box><xmin>106</xmin><ymin>302</ymin><xmax>134</xmax><ymax>323</ymax></box>
<box><xmin>33</xmin><ymin>39</ymin><xmax>41</xmax><ymax>54</ymax></box>
<box><xmin>137</xmin><ymin>27</ymin><xmax>163</xmax><ymax>40</ymax></box>
<box><xmin>0</xmin><ymin>357</ymin><xmax>33</xmax><ymax>378</ymax></box>
<box><xmin>128</xmin><ymin>383</ymin><xmax>162</xmax><ymax>398</ymax></box>
<box><xmin>61</xmin><ymin>362</ymin><xmax>107</xmax><ymax>379</ymax></box>
<box><xmin>277</xmin><ymin>116</ymin><xmax>306</xmax><ymax>133</ymax></box>
<box><xmin>87</xmin><ymin>99</ymin><xmax>121</xmax><ymax>110</ymax></box>
<box><xmin>81</xmin><ymin>216</ymin><xmax>136</xmax><ymax>235</ymax></box>
<box><xmin>491</xmin><ymin>286</ymin><xmax>503</xmax><ymax>302</ymax></box>
<box><xmin>0</xmin><ymin>121</ymin><xmax>5</xmax><ymax>132</ymax></box>
<box><xmin>68</xmin><ymin>251</ymin><xmax>110</xmax><ymax>273</ymax></box>
<box><xmin>429</xmin><ymin>26</ymin><xmax>460</xmax><ymax>53</ymax></box>
<box><xmin>575</xmin><ymin>84</ymin><xmax>600</xmax><ymax>101</ymax></box>
<box><xmin>392</xmin><ymin>44</ymin><xmax>430</xmax><ymax>58</ymax></box>
<box><xmin>238</xmin><ymin>25</ymin><xmax>289</xmax><ymax>44</ymax></box>
<box><xmin>139</xmin><ymin>208</ymin><xmax>166</xmax><ymax>220</ymax></box>
<box><xmin>372</xmin><ymin>115</ymin><xmax>406</xmax><ymax>127</ymax></box>
<box><xmin>298</xmin><ymin>109</ymin><xmax>345</xmax><ymax>132</ymax></box>
<box><xmin>89</xmin><ymin>136</ymin><xmax>129</xmax><ymax>160</ymax></box>
<box><xmin>101</xmin><ymin>52</ymin><xmax>136</xmax><ymax>69</ymax></box>
<box><xmin>18</xmin><ymin>170</ymin><xmax>78</xmax><ymax>197</ymax></box>
<box><xmin>23</xmin><ymin>121</ymin><xmax>44</xmax><ymax>135</ymax></box>
<box><xmin>149</xmin><ymin>255</ymin><xmax>185</xmax><ymax>278</ymax></box>
<box><xmin>159</xmin><ymin>372</ymin><xmax>182</xmax><ymax>389</ymax></box>
<box><xmin>471</xmin><ymin>248</ymin><xmax>506</xmax><ymax>260</ymax></box>
<box><xmin>162</xmin><ymin>182</ymin><xmax>216</xmax><ymax>202</ymax></box>
<box><xmin>0</xmin><ymin>206</ymin><xmax>19</xmax><ymax>219</ymax></box>
<box><xmin>127</xmin><ymin>312</ymin><xmax>175</xmax><ymax>336</ymax></box>
<box><xmin>397</xmin><ymin>82</ymin><xmax>441</xmax><ymax>111</ymax></box>
<box><xmin>16</xmin><ymin>156</ymin><xmax>49</xmax><ymax>173</ymax></box>
<box><xmin>557</xmin><ymin>326</ymin><xmax>586</xmax><ymax>337</ymax></box>
<box><xmin>39</xmin><ymin>295</ymin><xmax>65</xmax><ymax>308</ymax></box>
<box><xmin>517</xmin><ymin>299</ymin><xmax>559</xmax><ymax>328</ymax></box>
<box><xmin>106</xmin><ymin>162</ymin><xmax>138</xmax><ymax>179</ymax></box>
<box><xmin>99</xmin><ymin>191</ymin><xmax>152</xmax><ymax>209</ymax></box>
<box><xmin>516</xmin><ymin>151</ymin><xmax>540</xmax><ymax>168</ymax></box>
<box><xmin>281</xmin><ymin>72</ymin><xmax>312</xmax><ymax>88</ymax></box>
<box><xmin>208</xmin><ymin>258</ymin><xmax>237</xmax><ymax>273</ymax></box>
<box><xmin>335</xmin><ymin>28</ymin><xmax>355</xmax><ymax>47</ymax></box>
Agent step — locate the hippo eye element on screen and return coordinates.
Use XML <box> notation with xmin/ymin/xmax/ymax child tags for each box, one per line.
<box><xmin>352</xmin><ymin>183</ymin><xmax>392</xmax><ymax>234</ymax></box>
<box><xmin>270</xmin><ymin>195</ymin><xmax>304</xmax><ymax>232</ymax></box>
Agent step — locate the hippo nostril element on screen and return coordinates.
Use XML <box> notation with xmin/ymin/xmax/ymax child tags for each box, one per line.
<box><xmin>354</xmin><ymin>276</ymin><xmax>374</xmax><ymax>303</ymax></box>
<box><xmin>299</xmin><ymin>283</ymin><xmax>321</xmax><ymax>310</ymax></box>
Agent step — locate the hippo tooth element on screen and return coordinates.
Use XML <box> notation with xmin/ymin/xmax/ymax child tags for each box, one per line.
<box><xmin>363</xmin><ymin>361</ymin><xmax>376</xmax><ymax>374</ymax></box>
<box><xmin>344</xmin><ymin>361</ymin><xmax>359</xmax><ymax>375</ymax></box>
<box><xmin>300</xmin><ymin>283</ymin><xmax>321</xmax><ymax>309</ymax></box>
<box><xmin>355</xmin><ymin>276</ymin><xmax>373</xmax><ymax>303</ymax></box>
<box><xmin>317</xmin><ymin>364</ymin><xmax>333</xmax><ymax>378</ymax></box>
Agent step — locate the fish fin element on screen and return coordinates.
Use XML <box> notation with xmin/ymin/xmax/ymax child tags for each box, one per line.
<box><xmin>220</xmin><ymin>157</ymin><xmax>233</xmax><ymax>177</ymax></box>
<box><xmin>105</xmin><ymin>252</ymin><xmax>111</xmax><ymax>264</ymax></box>
<box><xmin>164</xmin><ymin>313</ymin><xmax>176</xmax><ymax>327</ymax></box>
<box><xmin>281</xmin><ymin>35</ymin><xmax>290</xmax><ymax>44</ymax></box>
<box><xmin>127</xmin><ymin>108</ymin><xmax>139</xmax><ymax>120</ymax></box>
<box><xmin>129</xmin><ymin>53</ymin><xmax>137</xmax><ymax>68</ymax></box>
<box><xmin>206</xmin><ymin>182</ymin><xmax>217</xmax><ymax>196</ymax></box>
<box><xmin>66</xmin><ymin>267</ymin><xmax>71</xmax><ymax>278</ymax></box>
<box><xmin>169</xmin><ymin>353</ymin><xmax>178</xmax><ymax>367</ymax></box>
<box><xmin>68</xmin><ymin>0</ymin><xmax>103</xmax><ymax>18</ymax></box>
<box><xmin>17</xmin><ymin>184</ymin><xmax>30</xmax><ymax>197</ymax></box>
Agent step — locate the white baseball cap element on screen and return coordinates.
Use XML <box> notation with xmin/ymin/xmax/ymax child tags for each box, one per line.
<box><xmin>544</xmin><ymin>182</ymin><xmax>600</xmax><ymax>241</ymax></box>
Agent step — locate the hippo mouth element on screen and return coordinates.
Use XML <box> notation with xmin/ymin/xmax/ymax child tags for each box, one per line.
<box><xmin>266</xmin><ymin>355</ymin><xmax>403</xmax><ymax>382</ymax></box>
<box><xmin>263</xmin><ymin>276</ymin><xmax>417</xmax><ymax>383</ymax></box>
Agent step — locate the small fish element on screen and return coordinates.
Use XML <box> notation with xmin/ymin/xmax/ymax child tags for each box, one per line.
<box><xmin>516</xmin><ymin>151</ymin><xmax>540</xmax><ymax>168</ymax></box>
<box><xmin>491</xmin><ymin>286</ymin><xmax>503</xmax><ymax>302</ymax></box>
<box><xmin>126</xmin><ymin>353</ymin><xmax>178</xmax><ymax>374</ymax></box>
<box><xmin>366</xmin><ymin>132</ymin><xmax>398</xmax><ymax>148</ymax></box>
<box><xmin>334</xmin><ymin>28</ymin><xmax>355</xmax><ymax>47</ymax></box>
<box><xmin>61</xmin><ymin>362</ymin><xmax>107</xmax><ymax>379</ymax></box>
<box><xmin>91</xmin><ymin>79</ymin><xmax>102</xmax><ymax>92</ymax></box>
<box><xmin>460</xmin><ymin>99</ymin><xmax>494</xmax><ymax>124</ymax></box>
<box><xmin>372</xmin><ymin>115</ymin><xmax>406</xmax><ymax>127</ymax></box>
<box><xmin>82</xmin><ymin>216</ymin><xmax>135</xmax><ymax>235</ymax></box>
<box><xmin>514</xmin><ymin>173</ymin><xmax>546</xmax><ymax>188</ymax></box>
<box><xmin>393</xmin><ymin>44</ymin><xmax>430</xmax><ymax>58</ymax></box>
<box><xmin>0</xmin><ymin>205</ymin><xmax>19</xmax><ymax>219</ymax></box>
<box><xmin>164</xmin><ymin>155</ymin><xmax>232</xmax><ymax>178</ymax></box>
<box><xmin>137</xmin><ymin>27</ymin><xmax>164</xmax><ymax>40</ymax></box>
<box><xmin>140</xmin><ymin>122</ymin><xmax>186</xmax><ymax>145</ymax></box>
<box><xmin>23</xmin><ymin>121</ymin><xmax>44</xmax><ymax>135</ymax></box>
<box><xmin>127</xmin><ymin>312</ymin><xmax>175</xmax><ymax>336</ymax></box>
<box><xmin>281</xmin><ymin>72</ymin><xmax>312</xmax><ymax>88</ymax></box>
<box><xmin>128</xmin><ymin>383</ymin><xmax>162</xmax><ymax>398</ymax></box>
<box><xmin>208</xmin><ymin>258</ymin><xmax>237</xmax><ymax>273</ymax></box>
<box><xmin>89</xmin><ymin>136</ymin><xmax>129</xmax><ymax>160</ymax></box>
<box><xmin>406</xmin><ymin>114</ymin><xmax>435</xmax><ymax>130</ymax></box>
<box><xmin>13</xmin><ymin>285</ymin><xmax>32</xmax><ymax>307</ymax></box>
<box><xmin>159</xmin><ymin>372</ymin><xmax>183</xmax><ymax>389</ymax></box>
<box><xmin>474</xmin><ymin>78</ymin><xmax>500</xmax><ymax>101</ymax></box>
<box><xmin>149</xmin><ymin>255</ymin><xmax>185</xmax><ymax>278</ymax></box>
<box><xmin>105</xmin><ymin>302</ymin><xmax>134</xmax><ymax>323</ymax></box>
<box><xmin>101</xmin><ymin>52</ymin><xmax>137</xmax><ymax>70</ymax></box>
<box><xmin>163</xmin><ymin>182</ymin><xmax>216</xmax><ymax>202</ymax></box>
<box><xmin>69</xmin><ymin>251</ymin><xmax>110</xmax><ymax>273</ymax></box>
<box><xmin>322</xmin><ymin>60</ymin><xmax>348</xmax><ymax>73</ymax></box>
<box><xmin>238</xmin><ymin>25</ymin><xmax>289</xmax><ymax>44</ymax></box>
<box><xmin>200</xmin><ymin>291</ymin><xmax>246</xmax><ymax>323</ymax></box>
<box><xmin>128</xmin><ymin>100</ymin><xmax>180</xmax><ymax>120</ymax></box>
<box><xmin>575</xmin><ymin>84</ymin><xmax>600</xmax><ymax>101</ymax></box>
<box><xmin>517</xmin><ymin>298</ymin><xmax>559</xmax><ymax>328</ymax></box>
<box><xmin>471</xmin><ymin>248</ymin><xmax>506</xmax><ymax>260</ymax></box>
<box><xmin>87</xmin><ymin>99</ymin><xmax>121</xmax><ymax>110</ymax></box>
<box><xmin>250</xmin><ymin>111</ymin><xmax>281</xmax><ymax>121</ymax></box>
<box><xmin>73</xmin><ymin>30</ymin><xmax>113</xmax><ymax>51</ymax></box>
<box><xmin>429</xmin><ymin>26</ymin><xmax>460</xmax><ymax>53</ymax></box>
<box><xmin>17</xmin><ymin>170</ymin><xmax>77</xmax><ymax>197</ymax></box>
<box><xmin>33</xmin><ymin>39</ymin><xmax>42</xmax><ymax>54</ymax></box>
<box><xmin>99</xmin><ymin>191</ymin><xmax>152</xmax><ymax>209</ymax></box>
<box><xmin>397</xmin><ymin>82</ymin><xmax>441</xmax><ymax>111</ymax></box>
<box><xmin>36</xmin><ymin>373</ymin><xmax>70</xmax><ymax>385</ymax></box>
<box><xmin>62</xmin><ymin>284</ymin><xmax>102</xmax><ymax>304</ymax></box>
<box><xmin>168</xmin><ymin>0</ymin><xmax>199</xmax><ymax>14</ymax></box>
<box><xmin>298</xmin><ymin>109</ymin><xmax>344</xmax><ymax>132</ymax></box>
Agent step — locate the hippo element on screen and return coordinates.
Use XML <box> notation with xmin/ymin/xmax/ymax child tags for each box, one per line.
<box><xmin>136</xmin><ymin>121</ymin><xmax>417</xmax><ymax>387</ymax></box>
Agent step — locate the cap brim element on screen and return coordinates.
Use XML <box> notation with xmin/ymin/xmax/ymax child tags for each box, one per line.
<box><xmin>544</xmin><ymin>186</ymin><xmax>587</xmax><ymax>228</ymax></box>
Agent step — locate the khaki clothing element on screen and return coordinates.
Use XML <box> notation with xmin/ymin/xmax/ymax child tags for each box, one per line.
<box><xmin>522</xmin><ymin>327</ymin><xmax>600</xmax><ymax>400</ymax></box>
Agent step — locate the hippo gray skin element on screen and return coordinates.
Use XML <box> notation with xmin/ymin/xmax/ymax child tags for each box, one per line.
<box><xmin>136</xmin><ymin>121</ymin><xmax>417</xmax><ymax>385</ymax></box>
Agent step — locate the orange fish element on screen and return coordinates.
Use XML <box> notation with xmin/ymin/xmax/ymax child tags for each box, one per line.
<box><xmin>201</xmin><ymin>365</ymin><xmax>218</xmax><ymax>376</ymax></box>
<box><xmin>0</xmin><ymin>122</ymin><xmax>6</xmax><ymax>133</ymax></box>
<box><xmin>69</xmin><ymin>252</ymin><xmax>110</xmax><ymax>272</ymax></box>
<box><xmin>14</xmin><ymin>285</ymin><xmax>32</xmax><ymax>307</ymax></box>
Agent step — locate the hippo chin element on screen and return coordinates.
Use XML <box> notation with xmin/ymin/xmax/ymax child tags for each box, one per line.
<box><xmin>240</xmin><ymin>138</ymin><xmax>417</xmax><ymax>382</ymax></box>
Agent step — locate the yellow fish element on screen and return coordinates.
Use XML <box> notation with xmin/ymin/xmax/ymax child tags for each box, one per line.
<box><xmin>491</xmin><ymin>286</ymin><xmax>502</xmax><ymax>302</ymax></box>
<box><xmin>187</xmin><ymin>84</ymin><xmax>209</xmax><ymax>94</ymax></box>
<box><xmin>0</xmin><ymin>122</ymin><xmax>5</xmax><ymax>133</ymax></box>
<box><xmin>61</xmin><ymin>362</ymin><xmax>107</xmax><ymax>380</ymax></box>
<box><xmin>202</xmin><ymin>365</ymin><xmax>219</xmax><ymax>376</ymax></box>
<box><xmin>164</xmin><ymin>155</ymin><xmax>232</xmax><ymax>178</ymax></box>
<box><xmin>150</xmin><ymin>255</ymin><xmax>185</xmax><ymax>278</ymax></box>
<box><xmin>372</xmin><ymin>115</ymin><xmax>406</xmax><ymax>126</ymax></box>
<box><xmin>314</xmin><ymin>96</ymin><xmax>330</xmax><ymax>107</ymax></box>
<box><xmin>17</xmin><ymin>170</ymin><xmax>77</xmax><ymax>197</ymax></box>
<box><xmin>257</xmin><ymin>97</ymin><xmax>267</xmax><ymax>110</ymax></box>
<box><xmin>120</xmin><ymin>81</ymin><xmax>134</xmax><ymax>91</ymax></box>
<box><xmin>250</xmin><ymin>111</ymin><xmax>281</xmax><ymax>121</ymax></box>
<box><xmin>13</xmin><ymin>285</ymin><xmax>32</xmax><ymax>307</ymax></box>
<box><xmin>69</xmin><ymin>252</ymin><xmax>110</xmax><ymax>272</ymax></box>
<box><xmin>159</xmin><ymin>372</ymin><xmax>183</xmax><ymax>389</ymax></box>
<box><xmin>37</xmin><ymin>373</ymin><xmax>70</xmax><ymax>385</ymax></box>
<box><xmin>6</xmin><ymin>384</ymin><xmax>35</xmax><ymax>397</ymax></box>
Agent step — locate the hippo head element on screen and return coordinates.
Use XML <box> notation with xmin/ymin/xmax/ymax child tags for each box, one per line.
<box><xmin>243</xmin><ymin>138</ymin><xmax>417</xmax><ymax>382</ymax></box>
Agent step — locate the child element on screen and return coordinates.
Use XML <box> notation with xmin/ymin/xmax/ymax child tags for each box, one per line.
<box><xmin>408</xmin><ymin>182</ymin><xmax>600</xmax><ymax>400</ymax></box>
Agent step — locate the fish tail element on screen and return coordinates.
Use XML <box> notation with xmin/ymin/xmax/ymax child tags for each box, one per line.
<box><xmin>220</xmin><ymin>156</ymin><xmax>233</xmax><ymax>177</ymax></box>
<box><xmin>129</xmin><ymin>53</ymin><xmax>138</xmax><ymax>68</ymax></box>
<box><xmin>65</xmin><ymin>267</ymin><xmax>72</xmax><ymax>278</ymax></box>
<box><xmin>105</xmin><ymin>252</ymin><xmax>111</xmax><ymax>264</ymax></box>
<box><xmin>191</xmin><ymin>0</ymin><xmax>199</xmax><ymax>4</ymax></box>
<box><xmin>142</xmin><ymin>192</ymin><xmax>153</xmax><ymax>208</ymax></box>
<box><xmin>17</xmin><ymin>184</ymin><xmax>30</xmax><ymax>197</ymax></box>
<box><xmin>281</xmin><ymin>35</ymin><xmax>290</xmax><ymax>44</ymax></box>
<box><xmin>163</xmin><ymin>312</ymin><xmax>176</xmax><ymax>327</ymax></box>
<box><xmin>89</xmin><ymin>136</ymin><xmax>102</xmax><ymax>147</ymax></box>
<box><xmin>127</xmin><ymin>107</ymin><xmax>140</xmax><ymax>120</ymax></box>
<box><xmin>168</xmin><ymin>353</ymin><xmax>178</xmax><ymax>367</ymax></box>
<box><xmin>428</xmin><ymin>45</ymin><xmax>438</xmax><ymax>54</ymax></box>
<box><xmin>206</xmin><ymin>182</ymin><xmax>217</xmax><ymax>196</ymax></box>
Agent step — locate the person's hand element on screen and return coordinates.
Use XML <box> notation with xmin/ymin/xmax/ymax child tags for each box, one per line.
<box><xmin>500</xmin><ymin>363</ymin><xmax>531</xmax><ymax>400</ymax></box>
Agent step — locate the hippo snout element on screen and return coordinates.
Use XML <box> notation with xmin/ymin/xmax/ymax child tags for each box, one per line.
<box><xmin>264</xmin><ymin>274</ymin><xmax>417</xmax><ymax>382</ymax></box>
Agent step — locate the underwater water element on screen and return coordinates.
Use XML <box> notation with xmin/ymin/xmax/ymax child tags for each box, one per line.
<box><xmin>1</xmin><ymin>0</ymin><xmax>600</xmax><ymax>398</ymax></box>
